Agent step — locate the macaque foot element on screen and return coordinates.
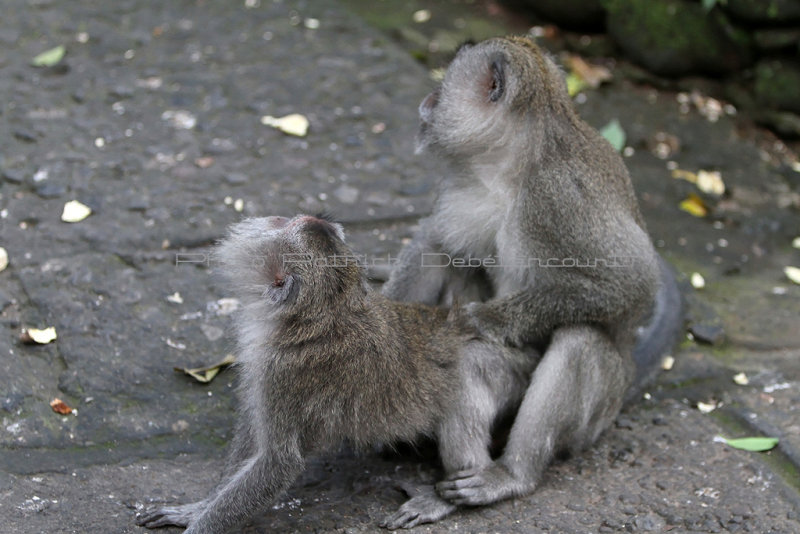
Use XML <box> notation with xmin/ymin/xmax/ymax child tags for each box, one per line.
<box><xmin>380</xmin><ymin>484</ymin><xmax>456</xmax><ymax>530</ymax></box>
<box><xmin>436</xmin><ymin>463</ymin><xmax>532</xmax><ymax>506</ymax></box>
<box><xmin>136</xmin><ymin>501</ymin><xmax>205</xmax><ymax>529</ymax></box>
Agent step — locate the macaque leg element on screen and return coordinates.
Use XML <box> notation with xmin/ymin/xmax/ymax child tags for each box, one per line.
<box><xmin>438</xmin><ymin>326</ymin><xmax>630</xmax><ymax>506</ymax></box>
<box><xmin>382</xmin><ymin>340</ymin><xmax>534</xmax><ymax>529</ymax></box>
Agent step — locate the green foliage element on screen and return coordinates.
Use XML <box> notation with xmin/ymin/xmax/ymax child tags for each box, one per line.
<box><xmin>31</xmin><ymin>45</ymin><xmax>65</xmax><ymax>67</ymax></box>
<box><xmin>723</xmin><ymin>436</ymin><xmax>779</xmax><ymax>452</ymax></box>
<box><xmin>600</xmin><ymin>119</ymin><xmax>626</xmax><ymax>152</ymax></box>
<box><xmin>702</xmin><ymin>0</ymin><xmax>728</xmax><ymax>12</ymax></box>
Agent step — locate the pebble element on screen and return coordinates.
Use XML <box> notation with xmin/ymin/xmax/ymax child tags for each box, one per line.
<box><xmin>109</xmin><ymin>85</ymin><xmax>134</xmax><ymax>99</ymax></box>
<box><xmin>2</xmin><ymin>169</ymin><xmax>25</xmax><ymax>184</ymax></box>
<box><xmin>13</xmin><ymin>129</ymin><xmax>37</xmax><ymax>143</ymax></box>
<box><xmin>689</xmin><ymin>323</ymin><xmax>725</xmax><ymax>345</ymax></box>
<box><xmin>0</xmin><ymin>286</ymin><xmax>11</xmax><ymax>309</ymax></box>
<box><xmin>333</xmin><ymin>184</ymin><xmax>359</xmax><ymax>204</ymax></box>
<box><xmin>126</xmin><ymin>197</ymin><xmax>150</xmax><ymax>211</ymax></box>
<box><xmin>204</xmin><ymin>138</ymin><xmax>237</xmax><ymax>154</ymax></box>
<box><xmin>36</xmin><ymin>182</ymin><xmax>67</xmax><ymax>199</ymax></box>
<box><xmin>200</xmin><ymin>324</ymin><xmax>224</xmax><ymax>342</ymax></box>
<box><xmin>224</xmin><ymin>172</ymin><xmax>249</xmax><ymax>185</ymax></box>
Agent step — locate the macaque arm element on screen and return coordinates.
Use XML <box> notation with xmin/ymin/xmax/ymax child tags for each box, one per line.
<box><xmin>381</xmin><ymin>219</ymin><xmax>450</xmax><ymax>305</ymax></box>
<box><xmin>465</xmin><ymin>272</ymin><xmax>638</xmax><ymax>346</ymax></box>
<box><xmin>184</xmin><ymin>444</ymin><xmax>304</xmax><ymax>534</ymax></box>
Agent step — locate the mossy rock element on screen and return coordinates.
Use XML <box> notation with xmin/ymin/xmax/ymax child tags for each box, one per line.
<box><xmin>505</xmin><ymin>0</ymin><xmax>606</xmax><ymax>31</ymax></box>
<box><xmin>603</xmin><ymin>0</ymin><xmax>753</xmax><ymax>76</ymax></box>
<box><xmin>722</xmin><ymin>0</ymin><xmax>800</xmax><ymax>26</ymax></box>
<box><xmin>753</xmin><ymin>28</ymin><xmax>800</xmax><ymax>51</ymax></box>
<box><xmin>754</xmin><ymin>59</ymin><xmax>800</xmax><ymax>114</ymax></box>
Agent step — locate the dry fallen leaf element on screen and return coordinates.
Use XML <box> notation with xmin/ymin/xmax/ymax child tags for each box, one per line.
<box><xmin>429</xmin><ymin>68</ymin><xmax>446</xmax><ymax>82</ymax></box>
<box><xmin>50</xmin><ymin>398</ymin><xmax>73</xmax><ymax>415</ymax></box>
<box><xmin>194</xmin><ymin>156</ymin><xmax>214</xmax><ymax>169</ymax></box>
<box><xmin>261</xmin><ymin>114</ymin><xmax>309</xmax><ymax>137</ymax></box>
<box><xmin>679</xmin><ymin>193</ymin><xmax>708</xmax><ymax>217</ymax></box>
<box><xmin>21</xmin><ymin>326</ymin><xmax>58</xmax><ymax>344</ymax></box>
<box><xmin>697</xmin><ymin>400</ymin><xmax>717</xmax><ymax>414</ymax></box>
<box><xmin>671</xmin><ymin>168</ymin><xmax>698</xmax><ymax>183</ymax></box>
<box><xmin>696</xmin><ymin>170</ymin><xmax>725</xmax><ymax>195</ymax></box>
<box><xmin>733</xmin><ymin>372</ymin><xmax>749</xmax><ymax>386</ymax></box>
<box><xmin>565</xmin><ymin>54</ymin><xmax>612</xmax><ymax>89</ymax></box>
<box><xmin>61</xmin><ymin>200</ymin><xmax>92</xmax><ymax>222</ymax></box>
<box><xmin>785</xmin><ymin>266</ymin><xmax>800</xmax><ymax>285</ymax></box>
<box><xmin>672</xmin><ymin>168</ymin><xmax>724</xmax><ymax>196</ymax></box>
<box><xmin>0</xmin><ymin>246</ymin><xmax>8</xmax><ymax>272</ymax></box>
<box><xmin>661</xmin><ymin>355</ymin><xmax>675</xmax><ymax>371</ymax></box>
<box><xmin>691</xmin><ymin>272</ymin><xmax>706</xmax><ymax>289</ymax></box>
<box><xmin>166</xmin><ymin>292</ymin><xmax>184</xmax><ymax>304</ymax></box>
<box><xmin>412</xmin><ymin>9</ymin><xmax>431</xmax><ymax>23</ymax></box>
<box><xmin>174</xmin><ymin>353</ymin><xmax>236</xmax><ymax>383</ymax></box>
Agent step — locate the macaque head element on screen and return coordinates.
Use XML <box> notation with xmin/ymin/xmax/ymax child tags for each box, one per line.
<box><xmin>216</xmin><ymin>214</ymin><xmax>363</xmax><ymax>310</ymax></box>
<box><xmin>416</xmin><ymin>36</ymin><xmax>570</xmax><ymax>157</ymax></box>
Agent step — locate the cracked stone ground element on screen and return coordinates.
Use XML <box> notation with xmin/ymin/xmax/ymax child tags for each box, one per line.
<box><xmin>1</xmin><ymin>1</ymin><xmax>799</xmax><ymax>533</ymax></box>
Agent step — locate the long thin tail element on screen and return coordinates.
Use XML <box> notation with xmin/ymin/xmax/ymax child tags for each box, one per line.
<box><xmin>626</xmin><ymin>256</ymin><xmax>684</xmax><ymax>403</ymax></box>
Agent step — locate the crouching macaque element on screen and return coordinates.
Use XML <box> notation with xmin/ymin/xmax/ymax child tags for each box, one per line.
<box><xmin>136</xmin><ymin>214</ymin><xmax>535</xmax><ymax>533</ymax></box>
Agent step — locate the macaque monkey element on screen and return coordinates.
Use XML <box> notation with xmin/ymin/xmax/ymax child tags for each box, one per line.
<box><xmin>382</xmin><ymin>36</ymin><xmax>683</xmax><ymax>521</ymax></box>
<box><xmin>136</xmin><ymin>214</ymin><xmax>535</xmax><ymax>533</ymax></box>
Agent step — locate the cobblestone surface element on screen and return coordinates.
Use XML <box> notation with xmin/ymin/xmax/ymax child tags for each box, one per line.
<box><xmin>1</xmin><ymin>1</ymin><xmax>799</xmax><ymax>533</ymax></box>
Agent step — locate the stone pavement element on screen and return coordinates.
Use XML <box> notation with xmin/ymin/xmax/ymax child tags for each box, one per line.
<box><xmin>1</xmin><ymin>1</ymin><xmax>799</xmax><ymax>532</ymax></box>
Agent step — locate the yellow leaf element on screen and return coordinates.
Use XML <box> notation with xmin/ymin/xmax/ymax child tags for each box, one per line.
<box><xmin>679</xmin><ymin>193</ymin><xmax>708</xmax><ymax>217</ymax></box>
<box><xmin>671</xmin><ymin>169</ymin><xmax>698</xmax><ymax>183</ymax></box>
<box><xmin>260</xmin><ymin>113</ymin><xmax>309</xmax><ymax>137</ymax></box>
<box><xmin>565</xmin><ymin>55</ymin><xmax>612</xmax><ymax>89</ymax></box>
<box><xmin>566</xmin><ymin>72</ymin><xmax>588</xmax><ymax>97</ymax></box>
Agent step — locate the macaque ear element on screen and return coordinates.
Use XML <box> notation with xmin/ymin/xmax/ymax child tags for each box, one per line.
<box><xmin>488</xmin><ymin>57</ymin><xmax>506</xmax><ymax>102</ymax></box>
<box><xmin>264</xmin><ymin>272</ymin><xmax>300</xmax><ymax>304</ymax></box>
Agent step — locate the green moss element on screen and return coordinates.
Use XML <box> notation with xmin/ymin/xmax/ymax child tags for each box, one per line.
<box><xmin>754</xmin><ymin>60</ymin><xmax>800</xmax><ymax>113</ymax></box>
<box><xmin>604</xmin><ymin>0</ymin><xmax>751</xmax><ymax>75</ymax></box>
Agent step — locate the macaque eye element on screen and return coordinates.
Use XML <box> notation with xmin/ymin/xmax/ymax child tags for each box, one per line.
<box><xmin>489</xmin><ymin>59</ymin><xmax>505</xmax><ymax>102</ymax></box>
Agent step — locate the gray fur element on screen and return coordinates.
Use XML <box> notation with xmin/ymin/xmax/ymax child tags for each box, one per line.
<box><xmin>383</xmin><ymin>36</ymin><xmax>681</xmax><ymax>517</ymax></box>
<box><xmin>136</xmin><ymin>214</ymin><xmax>534</xmax><ymax>533</ymax></box>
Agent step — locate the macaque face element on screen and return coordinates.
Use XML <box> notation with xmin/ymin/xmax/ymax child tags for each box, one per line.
<box><xmin>217</xmin><ymin>214</ymin><xmax>353</xmax><ymax>308</ymax></box>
